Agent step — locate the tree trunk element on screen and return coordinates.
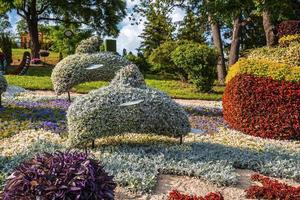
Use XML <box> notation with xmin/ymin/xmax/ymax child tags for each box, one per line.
<box><xmin>27</xmin><ymin>18</ymin><xmax>40</xmax><ymax>58</ymax></box>
<box><xmin>262</xmin><ymin>10</ymin><xmax>277</xmax><ymax>47</ymax></box>
<box><xmin>229</xmin><ymin>15</ymin><xmax>242</xmax><ymax>67</ymax></box>
<box><xmin>209</xmin><ymin>17</ymin><xmax>226</xmax><ymax>85</ymax></box>
<box><xmin>26</xmin><ymin>0</ymin><xmax>40</xmax><ymax>58</ymax></box>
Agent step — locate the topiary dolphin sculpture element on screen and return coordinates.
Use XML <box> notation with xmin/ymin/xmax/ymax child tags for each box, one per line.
<box><xmin>51</xmin><ymin>36</ymin><xmax>131</xmax><ymax>95</ymax></box>
<box><xmin>0</xmin><ymin>72</ymin><xmax>7</xmax><ymax>106</ymax></box>
<box><xmin>67</xmin><ymin>64</ymin><xmax>191</xmax><ymax>147</ymax></box>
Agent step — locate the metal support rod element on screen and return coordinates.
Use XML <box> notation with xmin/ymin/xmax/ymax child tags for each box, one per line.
<box><xmin>179</xmin><ymin>136</ymin><xmax>183</xmax><ymax>145</ymax></box>
<box><xmin>92</xmin><ymin>140</ymin><xmax>95</xmax><ymax>149</ymax></box>
<box><xmin>67</xmin><ymin>91</ymin><xmax>71</xmax><ymax>102</ymax></box>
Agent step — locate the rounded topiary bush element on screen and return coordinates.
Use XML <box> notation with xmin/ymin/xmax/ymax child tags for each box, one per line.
<box><xmin>223</xmin><ymin>59</ymin><xmax>300</xmax><ymax>140</ymax></box>
<box><xmin>1</xmin><ymin>152</ymin><xmax>116</xmax><ymax>200</ymax></box>
<box><xmin>277</xmin><ymin>20</ymin><xmax>300</xmax><ymax>38</ymax></box>
<box><xmin>171</xmin><ymin>42</ymin><xmax>217</xmax><ymax>92</ymax></box>
<box><xmin>247</xmin><ymin>42</ymin><xmax>300</xmax><ymax>67</ymax></box>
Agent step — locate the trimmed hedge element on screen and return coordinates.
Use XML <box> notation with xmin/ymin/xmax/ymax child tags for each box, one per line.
<box><xmin>277</xmin><ymin>20</ymin><xmax>300</xmax><ymax>38</ymax></box>
<box><xmin>279</xmin><ymin>34</ymin><xmax>300</xmax><ymax>47</ymax></box>
<box><xmin>226</xmin><ymin>58</ymin><xmax>300</xmax><ymax>83</ymax></box>
<box><xmin>246</xmin><ymin>42</ymin><xmax>300</xmax><ymax>67</ymax></box>
<box><xmin>223</xmin><ymin>74</ymin><xmax>300</xmax><ymax>140</ymax></box>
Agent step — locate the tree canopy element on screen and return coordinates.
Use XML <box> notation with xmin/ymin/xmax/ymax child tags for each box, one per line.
<box><xmin>0</xmin><ymin>0</ymin><xmax>127</xmax><ymax>57</ymax></box>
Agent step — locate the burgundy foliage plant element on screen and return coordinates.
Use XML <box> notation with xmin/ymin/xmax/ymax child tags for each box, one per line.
<box><xmin>1</xmin><ymin>152</ymin><xmax>116</xmax><ymax>200</ymax></box>
<box><xmin>168</xmin><ymin>189</ymin><xmax>224</xmax><ymax>200</ymax></box>
<box><xmin>223</xmin><ymin>74</ymin><xmax>300</xmax><ymax>140</ymax></box>
<box><xmin>245</xmin><ymin>173</ymin><xmax>300</xmax><ymax>200</ymax></box>
<box><xmin>277</xmin><ymin>20</ymin><xmax>300</xmax><ymax>38</ymax></box>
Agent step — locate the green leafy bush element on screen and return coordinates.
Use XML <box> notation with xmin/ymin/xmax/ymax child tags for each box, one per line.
<box><xmin>226</xmin><ymin>58</ymin><xmax>300</xmax><ymax>83</ymax></box>
<box><xmin>148</xmin><ymin>40</ymin><xmax>190</xmax><ymax>80</ymax></box>
<box><xmin>125</xmin><ymin>52</ymin><xmax>151</xmax><ymax>74</ymax></box>
<box><xmin>247</xmin><ymin>42</ymin><xmax>300</xmax><ymax>66</ymax></box>
<box><xmin>171</xmin><ymin>43</ymin><xmax>217</xmax><ymax>92</ymax></box>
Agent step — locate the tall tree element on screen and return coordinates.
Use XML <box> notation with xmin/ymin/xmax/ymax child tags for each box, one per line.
<box><xmin>0</xmin><ymin>13</ymin><xmax>11</xmax><ymax>33</ymax></box>
<box><xmin>177</xmin><ymin>7</ymin><xmax>205</xmax><ymax>43</ymax></box>
<box><xmin>253</xmin><ymin>0</ymin><xmax>296</xmax><ymax>47</ymax></box>
<box><xmin>0</xmin><ymin>0</ymin><xmax>126</xmax><ymax>58</ymax></box>
<box><xmin>139</xmin><ymin>0</ymin><xmax>175</xmax><ymax>57</ymax></box>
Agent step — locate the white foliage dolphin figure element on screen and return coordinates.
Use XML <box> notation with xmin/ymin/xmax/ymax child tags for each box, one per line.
<box><xmin>67</xmin><ymin>64</ymin><xmax>191</xmax><ymax>147</ymax></box>
<box><xmin>51</xmin><ymin>37</ymin><xmax>131</xmax><ymax>95</ymax></box>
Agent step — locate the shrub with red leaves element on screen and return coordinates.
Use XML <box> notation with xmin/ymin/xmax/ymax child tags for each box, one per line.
<box><xmin>245</xmin><ymin>174</ymin><xmax>300</xmax><ymax>200</ymax></box>
<box><xmin>1</xmin><ymin>152</ymin><xmax>116</xmax><ymax>200</ymax></box>
<box><xmin>168</xmin><ymin>189</ymin><xmax>224</xmax><ymax>200</ymax></box>
<box><xmin>277</xmin><ymin>20</ymin><xmax>300</xmax><ymax>38</ymax></box>
<box><xmin>223</xmin><ymin>74</ymin><xmax>300</xmax><ymax>140</ymax></box>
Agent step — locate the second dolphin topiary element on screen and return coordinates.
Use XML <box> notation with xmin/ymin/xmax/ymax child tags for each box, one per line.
<box><xmin>51</xmin><ymin>37</ymin><xmax>131</xmax><ymax>95</ymax></box>
<box><xmin>67</xmin><ymin>64</ymin><xmax>191</xmax><ymax>147</ymax></box>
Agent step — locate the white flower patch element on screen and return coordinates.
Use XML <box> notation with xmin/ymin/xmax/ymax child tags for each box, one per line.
<box><xmin>0</xmin><ymin>130</ymin><xmax>65</xmax><ymax>157</ymax></box>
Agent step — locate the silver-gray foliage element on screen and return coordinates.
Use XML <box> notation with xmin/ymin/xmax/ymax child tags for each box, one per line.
<box><xmin>67</xmin><ymin>64</ymin><xmax>191</xmax><ymax>146</ymax></box>
<box><xmin>75</xmin><ymin>36</ymin><xmax>101</xmax><ymax>54</ymax></box>
<box><xmin>0</xmin><ymin>73</ymin><xmax>7</xmax><ymax>96</ymax></box>
<box><xmin>51</xmin><ymin>52</ymin><xmax>131</xmax><ymax>95</ymax></box>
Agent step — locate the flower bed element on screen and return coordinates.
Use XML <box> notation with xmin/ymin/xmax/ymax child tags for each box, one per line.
<box><xmin>245</xmin><ymin>174</ymin><xmax>300</xmax><ymax>199</ymax></box>
<box><xmin>168</xmin><ymin>190</ymin><xmax>224</xmax><ymax>200</ymax></box>
<box><xmin>0</xmin><ymin>95</ymin><xmax>299</xmax><ymax>194</ymax></box>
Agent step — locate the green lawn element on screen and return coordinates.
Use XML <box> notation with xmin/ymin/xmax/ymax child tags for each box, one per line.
<box><xmin>12</xmin><ymin>49</ymin><xmax>60</xmax><ymax>65</ymax></box>
<box><xmin>6</xmin><ymin>66</ymin><xmax>224</xmax><ymax>100</ymax></box>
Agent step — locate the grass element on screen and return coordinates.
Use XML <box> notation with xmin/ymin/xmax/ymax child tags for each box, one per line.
<box><xmin>6</xmin><ymin>52</ymin><xmax>224</xmax><ymax>100</ymax></box>
<box><xmin>11</xmin><ymin>49</ymin><xmax>60</xmax><ymax>66</ymax></box>
<box><xmin>5</xmin><ymin>67</ymin><xmax>224</xmax><ymax>100</ymax></box>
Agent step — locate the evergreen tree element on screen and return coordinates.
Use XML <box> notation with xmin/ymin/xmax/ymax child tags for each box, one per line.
<box><xmin>177</xmin><ymin>8</ymin><xmax>206</xmax><ymax>43</ymax></box>
<box><xmin>139</xmin><ymin>1</ymin><xmax>175</xmax><ymax>58</ymax></box>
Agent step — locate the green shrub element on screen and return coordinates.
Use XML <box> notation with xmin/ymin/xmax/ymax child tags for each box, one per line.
<box><xmin>226</xmin><ymin>58</ymin><xmax>300</xmax><ymax>83</ymax></box>
<box><xmin>171</xmin><ymin>43</ymin><xmax>217</xmax><ymax>92</ymax></box>
<box><xmin>148</xmin><ymin>40</ymin><xmax>190</xmax><ymax>81</ymax></box>
<box><xmin>125</xmin><ymin>52</ymin><xmax>151</xmax><ymax>74</ymax></box>
<box><xmin>247</xmin><ymin>42</ymin><xmax>300</xmax><ymax>67</ymax></box>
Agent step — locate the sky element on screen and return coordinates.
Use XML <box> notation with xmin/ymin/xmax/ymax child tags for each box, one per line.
<box><xmin>8</xmin><ymin>0</ymin><xmax>185</xmax><ymax>54</ymax></box>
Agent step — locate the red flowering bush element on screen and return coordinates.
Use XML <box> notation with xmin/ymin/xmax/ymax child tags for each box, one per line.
<box><xmin>277</xmin><ymin>20</ymin><xmax>300</xmax><ymax>38</ymax></box>
<box><xmin>245</xmin><ymin>174</ymin><xmax>300</xmax><ymax>199</ymax></box>
<box><xmin>168</xmin><ymin>189</ymin><xmax>224</xmax><ymax>200</ymax></box>
<box><xmin>1</xmin><ymin>152</ymin><xmax>116</xmax><ymax>200</ymax></box>
<box><xmin>223</xmin><ymin>74</ymin><xmax>300</xmax><ymax>140</ymax></box>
